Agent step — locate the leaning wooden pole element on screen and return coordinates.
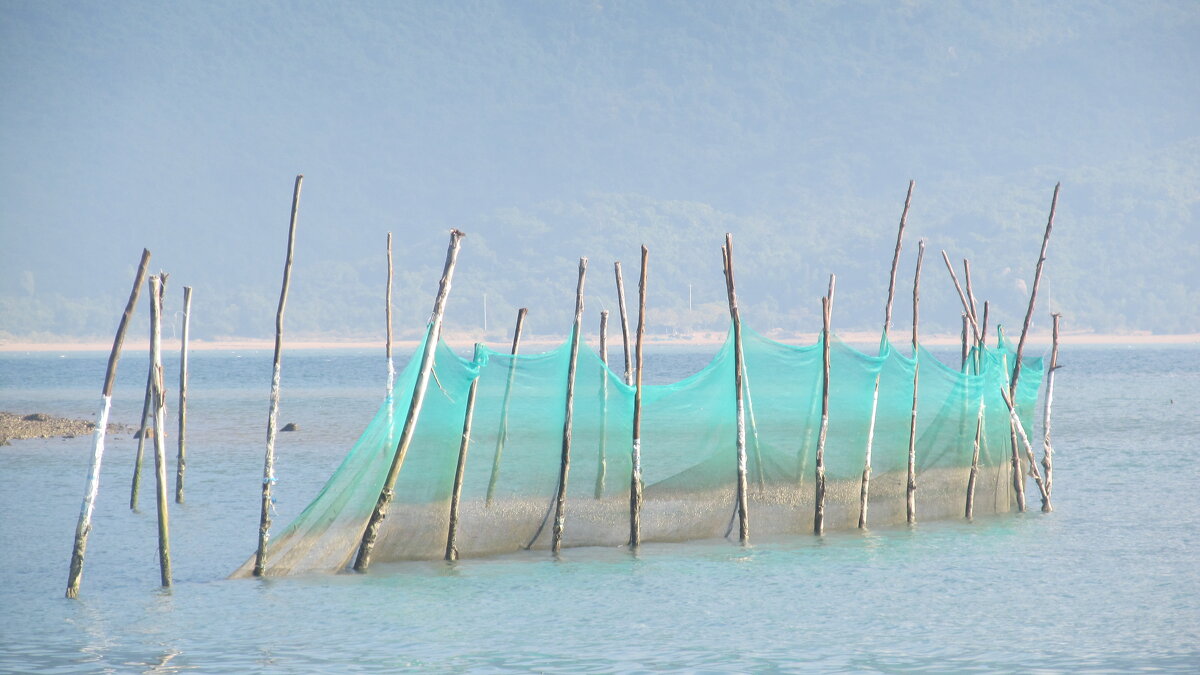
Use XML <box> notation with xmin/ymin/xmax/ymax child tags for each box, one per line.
<box><xmin>614</xmin><ymin>261</ymin><xmax>634</xmax><ymax>386</ymax></box>
<box><xmin>131</xmin><ymin>272</ymin><xmax>167</xmax><ymax>511</ymax></box>
<box><xmin>813</xmin><ymin>293</ymin><xmax>832</xmax><ymax>535</ymax></box>
<box><xmin>486</xmin><ymin>307</ymin><xmax>528</xmax><ymax>506</ymax></box>
<box><xmin>1007</xmin><ymin>183</ymin><xmax>1060</xmax><ymax>510</ymax></box>
<box><xmin>445</xmin><ymin>343</ymin><xmax>483</xmax><ymax>562</ymax></box>
<box><xmin>355</xmin><ymin>229</ymin><xmax>465</xmax><ymax>571</ymax></box>
<box><xmin>1042</xmin><ymin>313</ymin><xmax>1062</xmax><ymax>502</ymax></box>
<box><xmin>629</xmin><ymin>246</ymin><xmax>647</xmax><ymax>548</ymax></box>
<box><xmin>941</xmin><ymin>250</ymin><xmax>981</xmax><ymax>343</ymax></box>
<box><xmin>859</xmin><ymin>179</ymin><xmax>913</xmax><ymax>530</ymax></box>
<box><xmin>723</xmin><ymin>234</ymin><xmax>750</xmax><ymax>545</ymax></box>
<box><xmin>595</xmin><ymin>310</ymin><xmax>610</xmax><ymax>499</ymax></box>
<box><xmin>960</xmin><ymin>313</ymin><xmax>969</xmax><ymax>371</ymax></box>
<box><xmin>1000</xmin><ymin>383</ymin><xmax>1051</xmax><ymax>511</ymax></box>
<box><xmin>551</xmin><ymin>258</ymin><xmax>588</xmax><ymax>555</ymax></box>
<box><xmin>148</xmin><ymin>276</ymin><xmax>173</xmax><ymax>587</ymax></box>
<box><xmin>66</xmin><ymin>248</ymin><xmax>151</xmax><ymax>599</ymax></box>
<box><xmin>253</xmin><ymin>174</ymin><xmax>303</xmax><ymax>577</ymax></box>
<box><xmin>385</xmin><ymin>232</ymin><xmax>395</xmax><ymax>395</ymax></box>
<box><xmin>174</xmin><ymin>286</ymin><xmax>192</xmax><ymax>504</ymax></box>
<box><xmin>906</xmin><ymin>241</ymin><xmax>926</xmax><ymax>525</ymax></box>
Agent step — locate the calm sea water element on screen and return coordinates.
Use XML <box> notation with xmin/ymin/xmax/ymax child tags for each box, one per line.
<box><xmin>1</xmin><ymin>343</ymin><xmax>1198</xmax><ymax>672</ymax></box>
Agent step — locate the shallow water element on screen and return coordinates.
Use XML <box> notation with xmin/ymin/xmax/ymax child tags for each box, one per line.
<box><xmin>1</xmin><ymin>344</ymin><xmax>1198</xmax><ymax>672</ymax></box>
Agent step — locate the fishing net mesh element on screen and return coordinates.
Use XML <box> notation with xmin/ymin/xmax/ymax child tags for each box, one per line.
<box><xmin>236</xmin><ymin>324</ymin><xmax>1042</xmax><ymax>576</ymax></box>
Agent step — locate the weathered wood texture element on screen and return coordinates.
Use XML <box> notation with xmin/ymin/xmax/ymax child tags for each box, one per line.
<box><xmin>723</xmin><ymin>235</ymin><xmax>749</xmax><ymax>544</ymax></box>
<box><xmin>131</xmin><ymin>272</ymin><xmax>167</xmax><ymax>512</ymax></box>
<box><xmin>149</xmin><ymin>276</ymin><xmax>173</xmax><ymax>586</ymax></box>
<box><xmin>354</xmin><ymin>229</ymin><xmax>465</xmax><ymax>572</ymax></box>
<box><xmin>551</xmin><ymin>258</ymin><xmax>588</xmax><ymax>554</ymax></box>
<box><xmin>907</xmin><ymin>241</ymin><xmax>925</xmax><ymax>524</ymax></box>
<box><xmin>175</xmin><ymin>286</ymin><xmax>191</xmax><ymax>504</ymax></box>
<box><xmin>255</xmin><ymin>174</ymin><xmax>303</xmax><ymax>577</ymax></box>
<box><xmin>1042</xmin><ymin>313</ymin><xmax>1061</xmax><ymax>502</ymax></box>
<box><xmin>813</xmin><ymin>293</ymin><xmax>831</xmax><ymax>535</ymax></box>
<box><xmin>630</xmin><ymin>247</ymin><xmax>647</xmax><ymax>548</ymax></box>
<box><xmin>614</xmin><ymin>261</ymin><xmax>634</xmax><ymax>386</ymax></box>
<box><xmin>445</xmin><ymin>343</ymin><xmax>483</xmax><ymax>561</ymax></box>
<box><xmin>66</xmin><ymin>248</ymin><xmax>151</xmax><ymax>599</ymax></box>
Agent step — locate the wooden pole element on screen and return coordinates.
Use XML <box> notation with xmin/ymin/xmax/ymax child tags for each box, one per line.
<box><xmin>813</xmin><ymin>293</ymin><xmax>832</xmax><ymax>535</ymax></box>
<box><xmin>149</xmin><ymin>276</ymin><xmax>172</xmax><ymax>586</ymax></box>
<box><xmin>614</xmin><ymin>261</ymin><xmax>633</xmax><ymax>386</ymax></box>
<box><xmin>386</xmin><ymin>232</ymin><xmax>395</xmax><ymax>395</ymax></box>
<box><xmin>445</xmin><ymin>343</ymin><xmax>483</xmax><ymax>562</ymax></box>
<box><xmin>174</xmin><ymin>286</ymin><xmax>191</xmax><ymax>504</ymax></box>
<box><xmin>941</xmin><ymin>250</ymin><xmax>982</xmax><ymax>343</ymax></box>
<box><xmin>131</xmin><ymin>272</ymin><xmax>167</xmax><ymax>511</ymax></box>
<box><xmin>595</xmin><ymin>310</ymin><xmax>609</xmax><ymax>499</ymax></box>
<box><xmin>1000</xmin><ymin>383</ymin><xmax>1051</xmax><ymax>511</ymax></box>
<box><xmin>1042</xmin><ymin>313</ymin><xmax>1061</xmax><ymax>503</ymax></box>
<box><xmin>961</xmin><ymin>313</ymin><xmax>969</xmax><ymax>371</ymax></box>
<box><xmin>551</xmin><ymin>258</ymin><xmax>587</xmax><ymax>555</ymax></box>
<box><xmin>858</xmin><ymin>179</ymin><xmax>913</xmax><ymax>530</ymax></box>
<box><xmin>66</xmin><ymin>248</ymin><xmax>151</xmax><ymax>599</ymax></box>
<box><xmin>254</xmin><ymin>174</ymin><xmax>303</xmax><ymax>577</ymax></box>
<box><xmin>980</xmin><ymin>301</ymin><xmax>990</xmax><ymax>348</ymax></box>
<box><xmin>630</xmin><ymin>246</ymin><xmax>647</xmax><ymax>547</ymax></box>
<box><xmin>906</xmin><ymin>241</ymin><xmax>925</xmax><ymax>525</ymax></box>
<box><xmin>1010</xmin><ymin>183</ymin><xmax>1060</xmax><ymax>398</ymax></box>
<box><xmin>355</xmin><ymin>229</ymin><xmax>465</xmax><ymax>571</ymax></box>
<box><xmin>723</xmin><ymin>235</ymin><xmax>749</xmax><ymax>545</ymax></box>
<box><xmin>486</xmin><ymin>307</ymin><xmax>528</xmax><ymax>506</ymax></box>
<box><xmin>963</xmin><ymin>259</ymin><xmax>980</xmax><ymax>323</ymax></box>
<box><xmin>965</xmin><ymin>396</ymin><xmax>984</xmax><ymax>520</ymax></box>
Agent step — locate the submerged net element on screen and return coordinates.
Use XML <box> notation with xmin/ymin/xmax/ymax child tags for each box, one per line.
<box><xmin>235</xmin><ymin>323</ymin><xmax>1042</xmax><ymax>576</ymax></box>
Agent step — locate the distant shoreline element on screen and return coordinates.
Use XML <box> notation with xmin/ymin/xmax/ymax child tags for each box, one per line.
<box><xmin>2</xmin><ymin>330</ymin><xmax>1196</xmax><ymax>353</ymax></box>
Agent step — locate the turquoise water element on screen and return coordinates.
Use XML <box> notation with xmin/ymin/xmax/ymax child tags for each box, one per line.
<box><xmin>1</xmin><ymin>344</ymin><xmax>1198</xmax><ymax>672</ymax></box>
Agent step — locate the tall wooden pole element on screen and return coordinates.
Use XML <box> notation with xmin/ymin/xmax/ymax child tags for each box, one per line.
<box><xmin>148</xmin><ymin>276</ymin><xmax>172</xmax><ymax>586</ymax></box>
<box><xmin>906</xmin><ymin>241</ymin><xmax>925</xmax><ymax>525</ymax></box>
<box><xmin>629</xmin><ymin>246</ymin><xmax>647</xmax><ymax>548</ymax></box>
<box><xmin>1042</xmin><ymin>313</ymin><xmax>1061</xmax><ymax>503</ymax></box>
<box><xmin>175</xmin><ymin>286</ymin><xmax>191</xmax><ymax>504</ymax></box>
<box><xmin>963</xmin><ymin>259</ymin><xmax>980</xmax><ymax>324</ymax></box>
<box><xmin>1011</xmin><ymin>183</ymin><xmax>1061</xmax><ymax>398</ymax></box>
<box><xmin>66</xmin><ymin>248</ymin><xmax>151</xmax><ymax>599</ymax></box>
<box><xmin>386</xmin><ymin>232</ymin><xmax>395</xmax><ymax>395</ymax></box>
<box><xmin>813</xmin><ymin>292</ymin><xmax>832</xmax><ymax>535</ymax></box>
<box><xmin>1007</xmin><ymin>183</ymin><xmax>1060</xmax><ymax>510</ymax></box>
<box><xmin>614</xmin><ymin>262</ymin><xmax>634</xmax><ymax>386</ymax></box>
<box><xmin>131</xmin><ymin>272</ymin><xmax>167</xmax><ymax>511</ymax></box>
<box><xmin>355</xmin><ymin>229</ymin><xmax>465</xmax><ymax>571</ymax></box>
<box><xmin>551</xmin><ymin>258</ymin><xmax>587</xmax><ymax>555</ymax></box>
<box><xmin>965</xmin><ymin>396</ymin><xmax>984</xmax><ymax>520</ymax></box>
<box><xmin>723</xmin><ymin>234</ymin><xmax>749</xmax><ymax>545</ymax></box>
<box><xmin>486</xmin><ymin>307</ymin><xmax>528</xmax><ymax>506</ymax></box>
<box><xmin>254</xmin><ymin>174</ymin><xmax>303</xmax><ymax>577</ymax></box>
<box><xmin>595</xmin><ymin>311</ymin><xmax>610</xmax><ymax>499</ymax></box>
<box><xmin>980</xmin><ymin>301</ymin><xmax>990</xmax><ymax>348</ymax></box>
<box><xmin>445</xmin><ymin>343</ymin><xmax>483</xmax><ymax>562</ymax></box>
<box><xmin>858</xmin><ymin>179</ymin><xmax>913</xmax><ymax>530</ymax></box>
<box><xmin>960</xmin><ymin>313</ymin><xmax>969</xmax><ymax>371</ymax></box>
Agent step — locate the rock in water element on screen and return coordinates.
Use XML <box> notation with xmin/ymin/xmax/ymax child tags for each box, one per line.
<box><xmin>281</xmin><ymin>423</ymin><xmax>299</xmax><ymax>432</ymax></box>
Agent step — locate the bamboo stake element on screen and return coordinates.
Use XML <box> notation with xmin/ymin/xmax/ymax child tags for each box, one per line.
<box><xmin>131</xmin><ymin>272</ymin><xmax>167</xmax><ymax>511</ymax></box>
<box><xmin>445</xmin><ymin>343</ymin><xmax>483</xmax><ymax>561</ymax></box>
<box><xmin>355</xmin><ymin>229</ymin><xmax>465</xmax><ymax>571</ymax></box>
<box><xmin>965</xmin><ymin>396</ymin><xmax>984</xmax><ymax>520</ymax></box>
<box><xmin>1000</xmin><ymin>383</ymin><xmax>1051</xmax><ymax>510</ymax></box>
<box><xmin>595</xmin><ymin>310</ymin><xmax>609</xmax><ymax>499</ymax></box>
<box><xmin>1042</xmin><ymin>313</ymin><xmax>1061</xmax><ymax>502</ymax></box>
<box><xmin>999</xmin><ymin>334</ymin><xmax>1026</xmax><ymax>512</ymax></box>
<box><xmin>614</xmin><ymin>262</ymin><xmax>633</xmax><ymax>385</ymax></box>
<box><xmin>630</xmin><ymin>247</ymin><xmax>647</xmax><ymax>547</ymax></box>
<box><xmin>941</xmin><ymin>250</ymin><xmax>982</xmax><ymax>343</ymax></box>
<box><xmin>963</xmin><ymin>259</ymin><xmax>980</xmax><ymax>326</ymax></box>
<box><xmin>723</xmin><ymin>235</ymin><xmax>749</xmax><ymax>545</ymax></box>
<box><xmin>980</xmin><ymin>301</ymin><xmax>990</xmax><ymax>348</ymax></box>
<box><xmin>551</xmin><ymin>258</ymin><xmax>587</xmax><ymax>555</ymax></box>
<box><xmin>254</xmin><ymin>174</ymin><xmax>302</xmax><ymax>577</ymax></box>
<box><xmin>906</xmin><ymin>241</ymin><xmax>925</xmax><ymax>525</ymax></box>
<box><xmin>858</xmin><ymin>180</ymin><xmax>913</xmax><ymax>530</ymax></box>
<box><xmin>66</xmin><ymin>248</ymin><xmax>151</xmax><ymax>599</ymax></box>
<box><xmin>149</xmin><ymin>276</ymin><xmax>172</xmax><ymax>586</ymax></box>
<box><xmin>486</xmin><ymin>307</ymin><xmax>528</xmax><ymax>506</ymax></box>
<box><xmin>174</xmin><ymin>286</ymin><xmax>191</xmax><ymax>504</ymax></box>
<box><xmin>813</xmin><ymin>293</ymin><xmax>831</xmax><ymax>535</ymax></box>
<box><xmin>386</xmin><ymin>232</ymin><xmax>395</xmax><ymax>395</ymax></box>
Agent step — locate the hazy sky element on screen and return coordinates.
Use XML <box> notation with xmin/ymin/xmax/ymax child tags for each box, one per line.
<box><xmin>2</xmin><ymin>1</ymin><xmax>1197</xmax><ymax>339</ymax></box>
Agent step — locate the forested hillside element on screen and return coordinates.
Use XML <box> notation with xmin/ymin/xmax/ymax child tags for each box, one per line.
<box><xmin>1</xmin><ymin>1</ymin><xmax>1196</xmax><ymax>341</ymax></box>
